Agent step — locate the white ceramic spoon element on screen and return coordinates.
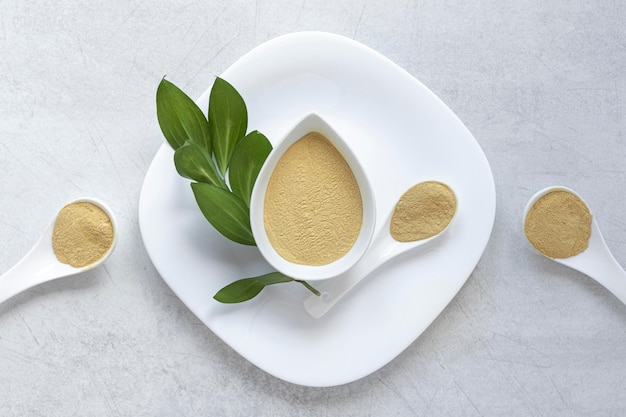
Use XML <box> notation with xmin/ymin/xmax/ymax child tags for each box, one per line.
<box><xmin>0</xmin><ymin>198</ymin><xmax>118</xmax><ymax>305</ymax></box>
<box><xmin>524</xmin><ymin>186</ymin><xmax>626</xmax><ymax>305</ymax></box>
<box><xmin>304</xmin><ymin>183</ymin><xmax>457</xmax><ymax>319</ymax></box>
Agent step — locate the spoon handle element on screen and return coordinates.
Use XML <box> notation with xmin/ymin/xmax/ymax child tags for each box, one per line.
<box><xmin>593</xmin><ymin>259</ymin><xmax>626</xmax><ymax>306</ymax></box>
<box><xmin>0</xmin><ymin>250</ymin><xmax>46</xmax><ymax>304</ymax></box>
<box><xmin>586</xmin><ymin>220</ymin><xmax>626</xmax><ymax>305</ymax></box>
<box><xmin>560</xmin><ymin>219</ymin><xmax>626</xmax><ymax>306</ymax></box>
<box><xmin>304</xmin><ymin>231</ymin><xmax>401</xmax><ymax>318</ymax></box>
<box><xmin>0</xmin><ymin>234</ymin><xmax>76</xmax><ymax>305</ymax></box>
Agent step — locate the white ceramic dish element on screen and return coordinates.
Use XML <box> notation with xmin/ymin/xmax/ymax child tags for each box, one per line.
<box><xmin>138</xmin><ymin>32</ymin><xmax>496</xmax><ymax>387</ymax></box>
<box><xmin>250</xmin><ymin>112</ymin><xmax>377</xmax><ymax>282</ymax></box>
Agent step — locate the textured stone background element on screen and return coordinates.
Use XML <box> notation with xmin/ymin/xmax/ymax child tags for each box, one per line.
<box><xmin>1</xmin><ymin>1</ymin><xmax>625</xmax><ymax>415</ymax></box>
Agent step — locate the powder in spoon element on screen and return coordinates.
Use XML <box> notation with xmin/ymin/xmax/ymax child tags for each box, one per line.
<box><xmin>52</xmin><ymin>202</ymin><xmax>114</xmax><ymax>267</ymax></box>
<box><xmin>264</xmin><ymin>132</ymin><xmax>363</xmax><ymax>266</ymax></box>
<box><xmin>390</xmin><ymin>181</ymin><xmax>456</xmax><ymax>242</ymax></box>
<box><xmin>524</xmin><ymin>190</ymin><xmax>591</xmax><ymax>258</ymax></box>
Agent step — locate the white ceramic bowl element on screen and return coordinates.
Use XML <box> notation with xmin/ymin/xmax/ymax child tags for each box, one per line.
<box><xmin>250</xmin><ymin>113</ymin><xmax>376</xmax><ymax>281</ymax></box>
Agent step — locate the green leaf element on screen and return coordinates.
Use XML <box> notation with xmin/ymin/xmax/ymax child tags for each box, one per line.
<box><xmin>174</xmin><ymin>140</ymin><xmax>226</xmax><ymax>188</ymax></box>
<box><xmin>209</xmin><ymin>77</ymin><xmax>248</xmax><ymax>175</ymax></box>
<box><xmin>228</xmin><ymin>131</ymin><xmax>272</xmax><ymax>206</ymax></box>
<box><xmin>214</xmin><ymin>272</ymin><xmax>294</xmax><ymax>303</ymax></box>
<box><xmin>191</xmin><ymin>182</ymin><xmax>255</xmax><ymax>245</ymax></box>
<box><xmin>156</xmin><ymin>78</ymin><xmax>212</xmax><ymax>151</ymax></box>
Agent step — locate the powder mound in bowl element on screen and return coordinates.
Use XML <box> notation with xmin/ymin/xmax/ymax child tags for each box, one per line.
<box><xmin>524</xmin><ymin>190</ymin><xmax>592</xmax><ymax>259</ymax></box>
<box><xmin>52</xmin><ymin>202</ymin><xmax>115</xmax><ymax>268</ymax></box>
<box><xmin>263</xmin><ymin>132</ymin><xmax>363</xmax><ymax>266</ymax></box>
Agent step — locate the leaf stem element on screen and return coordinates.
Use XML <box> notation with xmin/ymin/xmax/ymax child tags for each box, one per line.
<box><xmin>294</xmin><ymin>279</ymin><xmax>321</xmax><ymax>296</ymax></box>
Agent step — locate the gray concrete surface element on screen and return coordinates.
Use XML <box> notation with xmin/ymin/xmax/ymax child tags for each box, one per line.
<box><xmin>1</xmin><ymin>1</ymin><xmax>625</xmax><ymax>415</ymax></box>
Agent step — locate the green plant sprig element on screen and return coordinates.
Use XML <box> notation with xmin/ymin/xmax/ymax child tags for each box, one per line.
<box><xmin>156</xmin><ymin>77</ymin><xmax>319</xmax><ymax>303</ymax></box>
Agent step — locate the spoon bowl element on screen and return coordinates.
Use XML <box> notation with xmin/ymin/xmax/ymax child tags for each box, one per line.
<box><xmin>524</xmin><ymin>186</ymin><xmax>626</xmax><ymax>305</ymax></box>
<box><xmin>304</xmin><ymin>181</ymin><xmax>457</xmax><ymax>318</ymax></box>
<box><xmin>0</xmin><ymin>197</ymin><xmax>118</xmax><ymax>305</ymax></box>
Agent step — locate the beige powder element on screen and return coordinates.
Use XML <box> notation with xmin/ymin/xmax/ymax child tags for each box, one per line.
<box><xmin>524</xmin><ymin>190</ymin><xmax>591</xmax><ymax>259</ymax></box>
<box><xmin>390</xmin><ymin>181</ymin><xmax>456</xmax><ymax>242</ymax></box>
<box><xmin>52</xmin><ymin>202</ymin><xmax>114</xmax><ymax>267</ymax></box>
<box><xmin>263</xmin><ymin>132</ymin><xmax>363</xmax><ymax>266</ymax></box>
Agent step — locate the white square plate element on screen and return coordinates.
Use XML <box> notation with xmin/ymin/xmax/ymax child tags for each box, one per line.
<box><xmin>139</xmin><ymin>32</ymin><xmax>495</xmax><ymax>387</ymax></box>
